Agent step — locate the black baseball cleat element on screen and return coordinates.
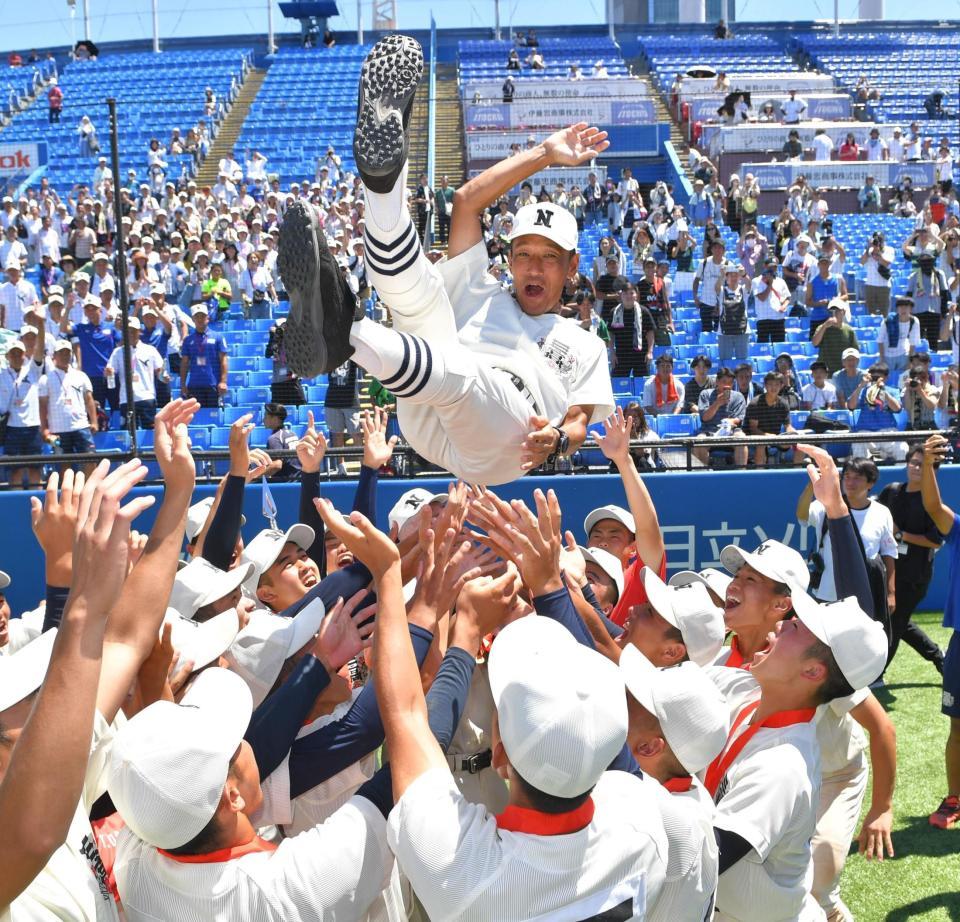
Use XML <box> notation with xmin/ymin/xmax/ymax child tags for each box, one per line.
<box><xmin>277</xmin><ymin>200</ymin><xmax>363</xmax><ymax>379</ymax></box>
<box><xmin>353</xmin><ymin>34</ymin><xmax>423</xmax><ymax>194</ymax></box>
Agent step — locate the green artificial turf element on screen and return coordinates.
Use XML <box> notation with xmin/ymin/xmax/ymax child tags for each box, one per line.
<box><xmin>840</xmin><ymin>612</ymin><xmax>960</xmax><ymax>921</ymax></box>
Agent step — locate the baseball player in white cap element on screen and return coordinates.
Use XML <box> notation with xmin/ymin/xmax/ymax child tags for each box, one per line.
<box><xmin>615</xmin><ymin>566</ymin><xmax>726</xmax><ymax>668</ymax></box>
<box><xmin>279</xmin><ymin>34</ymin><xmax>613</xmax><ymax>484</ymax></box>
<box><xmin>579</xmin><ymin>545</ymin><xmax>625</xmax><ymax>615</ymax></box>
<box><xmin>0</xmin><ymin>570</ymin><xmax>39</xmax><ymax>655</ymax></box>
<box><xmin>620</xmin><ymin>646</ymin><xmax>728</xmax><ymax>922</ymax></box>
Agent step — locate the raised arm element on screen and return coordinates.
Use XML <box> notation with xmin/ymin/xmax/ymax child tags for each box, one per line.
<box><xmin>96</xmin><ymin>399</ymin><xmax>199</xmax><ymax>724</ymax></box>
<box><xmin>920</xmin><ymin>434</ymin><xmax>955</xmax><ymax>536</ymax></box>
<box><xmin>594</xmin><ymin>406</ymin><xmax>665</xmax><ymax>570</ymax></box>
<box><xmin>295</xmin><ymin>410</ymin><xmax>329</xmax><ymax>574</ymax></box>
<box><xmin>0</xmin><ymin>466</ymin><xmax>154</xmax><ymax>910</ymax></box>
<box><xmin>448</xmin><ymin>123</ymin><xmax>609</xmax><ymax>258</ymax></box>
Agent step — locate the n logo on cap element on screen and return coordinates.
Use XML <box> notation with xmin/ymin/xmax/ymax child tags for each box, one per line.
<box><xmin>755</xmin><ymin>542</ymin><xmax>773</xmax><ymax>555</ymax></box>
<box><xmin>534</xmin><ymin>208</ymin><xmax>553</xmax><ymax>228</ymax></box>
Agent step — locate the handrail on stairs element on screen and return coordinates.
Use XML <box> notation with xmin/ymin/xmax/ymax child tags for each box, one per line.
<box><xmin>426</xmin><ymin>15</ymin><xmax>437</xmax><ymax>192</ymax></box>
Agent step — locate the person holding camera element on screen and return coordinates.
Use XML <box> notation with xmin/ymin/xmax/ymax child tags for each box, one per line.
<box><xmin>860</xmin><ymin>232</ymin><xmax>896</xmax><ymax>315</ymax></box>
<box><xmin>847</xmin><ymin>362</ymin><xmax>908</xmax><ymax>462</ymax></box>
<box><xmin>901</xmin><ymin>365</ymin><xmax>940</xmax><ymax>430</ymax></box>
<box><xmin>752</xmin><ymin>258</ymin><xmax>791</xmax><ymax>342</ymax></box>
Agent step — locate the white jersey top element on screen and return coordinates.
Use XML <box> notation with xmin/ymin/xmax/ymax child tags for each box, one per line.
<box><xmin>39</xmin><ymin>367</ymin><xmax>94</xmax><ymax>433</ymax></box>
<box><xmin>815</xmin><ymin>688</ymin><xmax>869</xmax><ymax>776</ymax></box>
<box><xmin>646</xmin><ymin>776</ymin><xmax>718</xmax><ymax>922</ymax></box>
<box><xmin>752</xmin><ymin>277</ymin><xmax>792</xmax><ymax>322</ymax></box>
<box><xmin>806</xmin><ymin>499</ymin><xmax>898</xmax><ymax>602</ymax></box>
<box><xmin>113</xmin><ymin>793</ymin><xmax>391</xmax><ymax>922</ymax></box>
<box><xmin>705</xmin><ymin>668</ymin><xmax>822</xmax><ymax>922</ymax></box>
<box><xmin>2</xmin><ymin>712</ymin><xmax>118</xmax><ymax>922</ymax></box>
<box><xmin>801</xmin><ymin>381</ymin><xmax>837</xmax><ymax>410</ymax></box>
<box><xmin>388</xmin><ymin>767</ymin><xmax>668</xmax><ymax>922</ymax></box>
<box><xmin>106</xmin><ymin>342</ymin><xmax>163</xmax><ymax>404</ymax></box>
<box><xmin>0</xmin><ymin>360</ymin><xmax>43</xmax><ymax>428</ymax></box>
<box><xmin>438</xmin><ymin>241</ymin><xmax>614</xmax><ymax>429</ymax></box>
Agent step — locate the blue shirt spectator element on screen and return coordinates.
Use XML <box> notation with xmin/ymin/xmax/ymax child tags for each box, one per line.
<box><xmin>181</xmin><ymin>328</ymin><xmax>226</xmax><ymax>388</ymax></box>
<box><xmin>698</xmin><ymin>381</ymin><xmax>747</xmax><ymax>434</ymax></box>
<box><xmin>853</xmin><ymin>377</ymin><xmax>900</xmax><ymax>431</ymax></box>
<box><xmin>68</xmin><ymin>304</ymin><xmax>119</xmax><ymax>379</ymax></box>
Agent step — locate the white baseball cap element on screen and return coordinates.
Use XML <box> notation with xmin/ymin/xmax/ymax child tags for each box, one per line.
<box><xmin>47</xmin><ymin>286</ymin><xmax>64</xmax><ymax>303</ymax></box>
<box><xmin>841</xmin><ymin>347</ymin><xmax>860</xmax><ymax>361</ymax></box>
<box><xmin>5</xmin><ymin>340</ymin><xmax>26</xmax><ymax>354</ymax></box>
<box><xmin>191</xmin><ymin>304</ymin><xmax>209</xmax><ymax>316</ymax></box>
<box><xmin>578</xmin><ymin>546</ymin><xmax>624</xmax><ymax>603</ymax></box>
<box><xmin>241</xmin><ymin>524</ymin><xmax>315</xmax><ymax>590</ymax></box>
<box><xmin>108</xmin><ymin>667</ymin><xmax>252</xmax><ymax>849</ymax></box>
<box><xmin>168</xmin><ymin>557</ymin><xmax>255</xmax><ymax>620</ymax></box>
<box><xmin>165</xmin><ymin>607</ymin><xmax>241</xmax><ymax>676</ymax></box>
<box><xmin>387</xmin><ymin>488</ymin><xmax>448</xmax><ymax>534</ymax></box>
<box><xmin>789</xmin><ymin>591</ymin><xmax>888</xmax><ymax>691</ymax></box>
<box><xmin>507</xmin><ymin>202</ymin><xmax>579</xmax><ymax>252</ymax></box>
<box><xmin>185</xmin><ymin>496</ymin><xmax>244</xmax><ymax>542</ymax></box>
<box><xmin>669</xmin><ymin>568</ymin><xmax>732</xmax><ymax>603</ymax></box>
<box><xmin>619</xmin><ymin>645</ymin><xmax>729</xmax><ymax>774</ymax></box>
<box><xmin>639</xmin><ymin>567</ymin><xmax>725</xmax><ymax>666</ymax></box>
<box><xmin>488</xmin><ymin>615</ymin><xmax>628</xmax><ymax>799</ymax></box>
<box><xmin>0</xmin><ymin>628</ymin><xmax>57</xmax><ymax>712</ymax></box>
<box><xmin>0</xmin><ymin>570</ymin><xmax>10</xmax><ymax>590</ymax></box>
<box><xmin>224</xmin><ymin>598</ymin><xmax>326</xmax><ymax>706</ymax></box>
<box><xmin>53</xmin><ymin>339</ymin><xmax>73</xmax><ymax>353</ymax></box>
<box><xmin>720</xmin><ymin>539</ymin><xmax>810</xmax><ymax>591</ymax></box>
<box><xmin>127</xmin><ymin>317</ymin><xmax>142</xmax><ymax>331</ymax></box>
<box><xmin>583</xmin><ymin>504</ymin><xmax>636</xmax><ymax>538</ymax></box>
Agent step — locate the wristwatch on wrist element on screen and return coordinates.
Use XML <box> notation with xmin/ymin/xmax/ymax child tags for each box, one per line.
<box><xmin>549</xmin><ymin>426</ymin><xmax>570</xmax><ymax>460</ymax></box>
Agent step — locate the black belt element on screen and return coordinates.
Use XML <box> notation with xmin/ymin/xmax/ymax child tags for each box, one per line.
<box><xmin>448</xmin><ymin>749</ymin><xmax>493</xmax><ymax>774</ymax></box>
<box><xmin>500</xmin><ymin>369</ymin><xmax>542</xmax><ymax>416</ymax></box>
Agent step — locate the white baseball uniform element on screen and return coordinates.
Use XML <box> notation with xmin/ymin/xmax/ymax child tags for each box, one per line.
<box><xmin>387</xmin><ymin>767</ymin><xmax>667</xmax><ymax>922</ymax></box>
<box><xmin>706</xmin><ymin>668</ymin><xmax>824</xmax><ymax>922</ymax></box>
<box><xmin>2</xmin><ymin>712</ymin><xmax>119</xmax><ymax>922</ymax></box>
<box><xmin>352</xmin><ymin>188</ymin><xmax>614</xmax><ymax>485</ymax></box>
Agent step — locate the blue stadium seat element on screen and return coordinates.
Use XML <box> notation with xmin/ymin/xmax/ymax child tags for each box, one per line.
<box><xmin>656</xmin><ymin>414</ymin><xmax>700</xmax><ymax>437</ymax></box>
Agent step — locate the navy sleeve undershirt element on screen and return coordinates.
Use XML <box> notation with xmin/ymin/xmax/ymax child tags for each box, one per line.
<box><xmin>827</xmin><ymin>514</ymin><xmax>875</xmax><ymax>619</ymax></box>
<box><xmin>356</xmin><ymin>645</ymin><xmax>478</xmax><ymax>818</ymax></box>
<box><xmin>299</xmin><ymin>471</ymin><xmax>327</xmax><ymax>577</ymax></box>
<box><xmin>41</xmin><ymin>584</ymin><xmax>71</xmax><ymax>633</ymax></box>
<box><xmin>352</xmin><ymin>465</ymin><xmax>378</xmax><ymax>521</ymax></box>
<box><xmin>202</xmin><ymin>474</ymin><xmax>245</xmax><ymax>571</ymax></box>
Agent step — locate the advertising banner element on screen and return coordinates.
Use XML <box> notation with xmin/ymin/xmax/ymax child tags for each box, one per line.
<box><xmin>743</xmin><ymin>159</ymin><xmax>937</xmax><ymax>189</ymax></box>
<box><xmin>701</xmin><ymin>120</ymin><xmax>904</xmax><ymax>154</ymax></box>
<box><xmin>465</xmin><ymin>97</ymin><xmax>656</xmax><ymax>129</ymax></box>
<box><xmin>463</xmin><ymin>76</ymin><xmax>649</xmax><ymax>102</ymax></box>
<box><xmin>0</xmin><ymin>141</ymin><xmax>47</xmax><ymax>175</ymax></box>
<box><xmin>680</xmin><ymin>73</ymin><xmax>835</xmax><ymax>97</ymax></box>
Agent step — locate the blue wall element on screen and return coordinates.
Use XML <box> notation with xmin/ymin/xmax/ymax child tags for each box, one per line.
<box><xmin>7</xmin><ymin>466</ymin><xmax>960</xmax><ymax>618</ymax></box>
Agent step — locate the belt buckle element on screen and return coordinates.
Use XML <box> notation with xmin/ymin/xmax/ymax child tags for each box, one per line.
<box><xmin>464</xmin><ymin>753</ymin><xmax>484</xmax><ymax>774</ymax></box>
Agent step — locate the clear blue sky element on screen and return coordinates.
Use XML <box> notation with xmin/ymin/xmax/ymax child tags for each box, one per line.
<box><xmin>1</xmin><ymin>0</ymin><xmax>953</xmax><ymax>51</ymax></box>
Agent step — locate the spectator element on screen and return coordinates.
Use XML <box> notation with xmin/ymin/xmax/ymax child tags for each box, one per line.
<box><xmin>683</xmin><ymin>354</ymin><xmax>714</xmax><ymax>414</ymax></box>
<box><xmin>865</xmin><ymin>127</ymin><xmax>888</xmax><ymax>162</ymax></box>
<box><xmin>746</xmin><ymin>371</ymin><xmax>798</xmax><ymax>466</ymax></box>
<box><xmin>593</xmin><ymin>60</ymin><xmax>609</xmax><ymax>78</ymax></box>
<box><xmin>692</xmin><ymin>237</ymin><xmax>725</xmax><ymax>332</ymax></box>
<box><xmin>782</xmin><ymin>130</ymin><xmax>804</xmax><ymax>161</ymax></box>
<box><xmin>878</xmin><ymin>296</ymin><xmax>922</xmax><ymax>375</ymax></box>
<box><xmin>265</xmin><ymin>318</ymin><xmax>305</xmax><ymax>406</ymax></box>
<box><xmin>635</xmin><ymin>256</ymin><xmax>671</xmax><ymax>347</ymax></box>
<box><xmin>325</xmin><ymin>360</ymin><xmax>362</xmax><ymax>476</ymax></box>
<box><xmin>860</xmin><ymin>231</ymin><xmax>895</xmax><ymax>316</ymax></box>
<box><xmin>813</xmin><ymin>300</ymin><xmax>859</xmax><ymax>375</ymax></box>
<box><xmin>413</xmin><ymin>173</ymin><xmax>434</xmax><ymax>246</ymax></box>
<box><xmin>687</xmin><ymin>180</ymin><xmax>713</xmax><ymax>227</ymax></box>
<box><xmin>502</xmin><ymin>76</ymin><xmax>515</xmax><ymax>103</ymax></box>
<box><xmin>837</xmin><ymin>132</ymin><xmax>860</xmax><ymax>161</ymax></box>
<box><xmin>47</xmin><ymin>80</ymin><xmax>63</xmax><ymax>123</ymax></box>
<box><xmin>506</xmin><ymin>49</ymin><xmax>520</xmax><ymax>70</ymax></box>
<box><xmin>858</xmin><ymin>176</ymin><xmax>881</xmax><ymax>214</ymax></box>
<box><xmin>106</xmin><ymin>317</ymin><xmax>165</xmax><ymax>429</ymax></box>
<box><xmin>877</xmin><ymin>446</ymin><xmax>946</xmax><ymax>676</ymax></box>
<box><xmin>435</xmin><ymin>175</ymin><xmax>455</xmax><ymax>246</ymax></box>
<box><xmin>806</xmin><ymin>255</ymin><xmax>848</xmax><ymax>339</ymax></box>
<box><xmin>716</xmin><ymin>262</ymin><xmax>749</xmax><ymax>362</ymax></box>
<box><xmin>38</xmin><ymin>338</ymin><xmax>98</xmax><ymax>463</ymax></box>
<box><xmin>0</xmin><ymin>257</ymin><xmax>38</xmax><ymax>330</ymax></box>
<box><xmin>77</xmin><ymin>115</ymin><xmax>98</xmax><ymax>157</ymax></box>
<box><xmin>901</xmin><ymin>364</ymin><xmax>939</xmax><ymax>430</ymax></box>
<box><xmin>782</xmin><ymin>235</ymin><xmax>816</xmax><ymax>308</ymax></box>
<box><xmin>832</xmin><ymin>347</ymin><xmax>863</xmax><ymax>406</ymax></box>
<box><xmin>780</xmin><ymin>89</ymin><xmax>808</xmax><ymax>124</ymax></box>
<box><xmin>752</xmin><ymin>259</ymin><xmax>791</xmax><ymax>342</ymax></box>
<box><xmin>906</xmin><ymin>252</ymin><xmax>949</xmax><ymax>347</ymax></box>
<box><xmin>642</xmin><ymin>354</ymin><xmax>684</xmax><ymax>416</ymax></box>
<box><xmin>264</xmin><ymin>402</ymin><xmax>302</xmax><ymax>481</ymax></box>
<box><xmin>801</xmin><ymin>361</ymin><xmax>838</xmax><ymax>411</ymax></box>
<box><xmin>774</xmin><ymin>352</ymin><xmax>802</xmax><ymax>410</ymax></box>
<box><xmin>180</xmin><ymin>305</ymin><xmax>227</xmax><ymax>408</ymax></box>
<box><xmin>595</xmin><ymin>254</ymin><xmax>628</xmax><ymax>316</ymax></box>
<box><xmin>0</xmin><ymin>336</ymin><xmax>44</xmax><ymax>487</ymax></box>
<box><xmin>812</xmin><ymin>129</ymin><xmax>835</xmax><ymax>161</ymax></box>
<box><xmin>733</xmin><ymin>362</ymin><xmax>762</xmax><ymax>404</ymax></box>
<box><xmin>201</xmin><ymin>261</ymin><xmax>233</xmax><ymax>319</ymax></box>
<box><xmin>847</xmin><ymin>362</ymin><xmax>907</xmax><ymax>462</ymax></box>
<box><xmin>609</xmin><ymin>283</ymin><xmax>654</xmax><ymax>377</ymax></box>
<box><xmin>695</xmin><ymin>366</ymin><xmax>748</xmax><ymax>467</ymax></box>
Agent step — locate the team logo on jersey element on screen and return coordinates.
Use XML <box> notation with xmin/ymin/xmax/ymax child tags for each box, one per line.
<box><xmin>534</xmin><ymin>208</ymin><xmax>553</xmax><ymax>228</ymax></box>
<box><xmin>538</xmin><ymin>335</ymin><xmax>577</xmax><ymax>381</ymax></box>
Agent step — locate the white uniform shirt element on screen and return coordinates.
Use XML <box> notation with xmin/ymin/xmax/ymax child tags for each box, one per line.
<box><xmin>781</xmin><ymin>97</ymin><xmax>808</xmax><ymax>122</ymax></box>
<box><xmin>806</xmin><ymin>499</ymin><xmax>898</xmax><ymax>602</ymax></box>
<box><xmin>876</xmin><ymin>317</ymin><xmax>921</xmax><ymax>359</ymax></box>
<box><xmin>752</xmin><ymin>276</ymin><xmax>792</xmax><ymax>322</ymax></box>
<box><xmin>811</xmin><ymin>135</ymin><xmax>834</xmax><ymax>161</ymax></box>
<box><xmin>389</xmin><ymin>767</ymin><xmax>667</xmax><ymax>922</ymax></box>
<box><xmin>706</xmin><ymin>668</ymin><xmax>822</xmax><ymax>922</ymax></box>
<box><xmin>801</xmin><ymin>381</ymin><xmax>837</xmax><ymax>410</ymax></box>
<box><xmin>114</xmin><ymin>794</ymin><xmax>391</xmax><ymax>922</ymax></box>
<box><xmin>0</xmin><ymin>359</ymin><xmax>43</xmax><ymax>427</ymax></box>
<box><xmin>106</xmin><ymin>342</ymin><xmax>163</xmax><ymax>403</ymax></box>
<box><xmin>647</xmin><ymin>776</ymin><xmax>719</xmax><ymax>922</ymax></box>
<box><xmin>1</xmin><ymin>712</ymin><xmax>119</xmax><ymax>922</ymax></box>
<box><xmin>39</xmin><ymin>367</ymin><xmax>93</xmax><ymax>433</ymax></box>
<box><xmin>0</xmin><ymin>278</ymin><xmax>38</xmax><ymax>331</ymax></box>
<box><xmin>863</xmin><ymin>246</ymin><xmax>896</xmax><ymax>288</ymax></box>
<box><xmin>815</xmin><ymin>688</ymin><xmax>869</xmax><ymax>776</ymax></box>
<box><xmin>438</xmin><ymin>240</ymin><xmax>614</xmax><ymax>427</ymax></box>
